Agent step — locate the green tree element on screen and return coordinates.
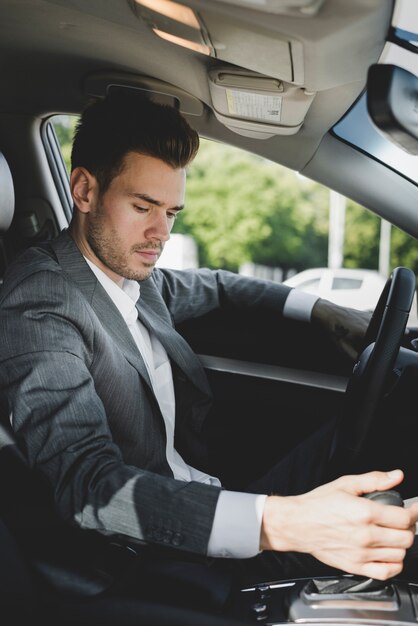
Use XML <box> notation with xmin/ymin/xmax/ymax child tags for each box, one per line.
<box><xmin>391</xmin><ymin>226</ymin><xmax>418</xmax><ymax>274</ymax></box>
<box><xmin>344</xmin><ymin>201</ymin><xmax>380</xmax><ymax>269</ymax></box>
<box><xmin>343</xmin><ymin>201</ymin><xmax>418</xmax><ymax>275</ymax></box>
<box><xmin>52</xmin><ymin>115</ymin><xmax>78</xmax><ymax>173</ymax></box>
<box><xmin>179</xmin><ymin>140</ymin><xmax>327</xmax><ymax>271</ymax></box>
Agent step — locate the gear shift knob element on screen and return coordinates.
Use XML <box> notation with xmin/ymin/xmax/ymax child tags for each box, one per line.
<box><xmin>364</xmin><ymin>490</ymin><xmax>404</xmax><ymax>507</ymax></box>
<box><xmin>345</xmin><ymin>490</ymin><xmax>405</xmax><ymax>593</ymax></box>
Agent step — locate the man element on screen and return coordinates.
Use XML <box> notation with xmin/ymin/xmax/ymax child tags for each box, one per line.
<box><xmin>1</xmin><ymin>90</ymin><xmax>417</xmax><ymax>609</ymax></box>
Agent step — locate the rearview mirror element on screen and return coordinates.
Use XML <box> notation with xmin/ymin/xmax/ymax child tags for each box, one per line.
<box><xmin>367</xmin><ymin>64</ymin><xmax>418</xmax><ymax>155</ymax></box>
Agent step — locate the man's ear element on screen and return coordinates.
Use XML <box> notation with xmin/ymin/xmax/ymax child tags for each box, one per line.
<box><xmin>70</xmin><ymin>167</ymin><xmax>97</xmax><ymax>214</ymax></box>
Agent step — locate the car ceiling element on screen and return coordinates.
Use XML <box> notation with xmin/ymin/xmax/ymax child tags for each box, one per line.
<box><xmin>0</xmin><ymin>0</ymin><xmax>394</xmax><ymax>175</ymax></box>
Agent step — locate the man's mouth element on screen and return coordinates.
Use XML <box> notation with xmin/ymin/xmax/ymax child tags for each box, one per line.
<box><xmin>134</xmin><ymin>249</ymin><xmax>160</xmax><ymax>263</ymax></box>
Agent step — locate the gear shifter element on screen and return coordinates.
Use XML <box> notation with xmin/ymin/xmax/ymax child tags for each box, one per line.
<box><xmin>238</xmin><ymin>490</ymin><xmax>412</xmax><ymax>624</ymax></box>
<box><xmin>364</xmin><ymin>489</ymin><xmax>404</xmax><ymax>507</ymax></box>
<box><xmin>315</xmin><ymin>490</ymin><xmax>404</xmax><ymax>595</ymax></box>
<box><xmin>294</xmin><ymin>491</ymin><xmax>405</xmax><ymax>597</ymax></box>
<box><xmin>345</xmin><ymin>489</ymin><xmax>405</xmax><ymax>592</ymax></box>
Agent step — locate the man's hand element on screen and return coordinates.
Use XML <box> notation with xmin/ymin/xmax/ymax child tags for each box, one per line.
<box><xmin>260</xmin><ymin>469</ymin><xmax>418</xmax><ymax>580</ymax></box>
<box><xmin>311</xmin><ymin>298</ymin><xmax>371</xmax><ymax>360</ymax></box>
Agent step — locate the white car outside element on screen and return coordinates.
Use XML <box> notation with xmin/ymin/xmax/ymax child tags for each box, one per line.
<box><xmin>284</xmin><ymin>268</ymin><xmax>387</xmax><ymax>311</ymax></box>
<box><xmin>284</xmin><ymin>267</ymin><xmax>418</xmax><ymax>325</ymax></box>
<box><xmin>156</xmin><ymin>234</ymin><xmax>199</xmax><ymax>270</ymax></box>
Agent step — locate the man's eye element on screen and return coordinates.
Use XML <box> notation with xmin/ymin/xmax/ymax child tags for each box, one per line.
<box><xmin>134</xmin><ymin>206</ymin><xmax>149</xmax><ymax>213</ymax></box>
<box><xmin>167</xmin><ymin>212</ymin><xmax>178</xmax><ymax>220</ymax></box>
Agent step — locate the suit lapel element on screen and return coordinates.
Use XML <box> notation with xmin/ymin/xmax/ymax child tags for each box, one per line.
<box><xmin>50</xmin><ymin>231</ymin><xmax>153</xmax><ymax>390</ymax></box>
<box><xmin>136</xmin><ymin>295</ymin><xmax>211</xmax><ymax>397</ymax></box>
<box><xmin>90</xmin><ymin>284</ymin><xmax>154</xmax><ymax>390</ymax></box>
<box><xmin>51</xmin><ymin>230</ymin><xmax>211</xmax><ymax>399</ymax></box>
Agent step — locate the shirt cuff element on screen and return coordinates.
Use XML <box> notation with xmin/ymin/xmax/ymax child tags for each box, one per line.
<box><xmin>207</xmin><ymin>491</ymin><xmax>267</xmax><ymax>559</ymax></box>
<box><xmin>283</xmin><ymin>289</ymin><xmax>319</xmax><ymax>323</ymax></box>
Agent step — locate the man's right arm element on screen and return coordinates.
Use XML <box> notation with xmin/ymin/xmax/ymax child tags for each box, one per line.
<box><xmin>260</xmin><ymin>469</ymin><xmax>418</xmax><ymax>580</ymax></box>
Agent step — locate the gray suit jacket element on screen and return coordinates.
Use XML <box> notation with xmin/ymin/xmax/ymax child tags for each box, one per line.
<box><xmin>0</xmin><ymin>230</ymin><xmax>291</xmax><ymax>558</ymax></box>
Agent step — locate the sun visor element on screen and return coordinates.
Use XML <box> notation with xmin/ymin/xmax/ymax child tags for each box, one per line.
<box><xmin>208</xmin><ymin>68</ymin><xmax>315</xmax><ymax>139</ymax></box>
<box><xmin>84</xmin><ymin>72</ymin><xmax>204</xmax><ymax>116</ymax></box>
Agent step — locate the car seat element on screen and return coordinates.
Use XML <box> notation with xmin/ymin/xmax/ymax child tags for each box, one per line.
<box><xmin>0</xmin><ymin>152</ymin><xmax>14</xmax><ymax>278</ymax></box>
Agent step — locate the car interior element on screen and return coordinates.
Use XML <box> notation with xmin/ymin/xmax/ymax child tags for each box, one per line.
<box><xmin>2</xmin><ymin>0</ymin><xmax>418</xmax><ymax>623</ymax></box>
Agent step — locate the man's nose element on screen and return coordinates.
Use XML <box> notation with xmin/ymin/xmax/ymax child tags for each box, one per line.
<box><xmin>145</xmin><ymin>211</ymin><xmax>171</xmax><ymax>242</ymax></box>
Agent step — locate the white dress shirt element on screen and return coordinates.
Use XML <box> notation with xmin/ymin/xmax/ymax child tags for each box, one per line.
<box><xmin>85</xmin><ymin>258</ymin><xmax>317</xmax><ymax>558</ymax></box>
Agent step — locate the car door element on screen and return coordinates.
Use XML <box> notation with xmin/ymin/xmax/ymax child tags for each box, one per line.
<box><xmin>177</xmin><ymin>304</ymin><xmax>350</xmax><ymax>489</ymax></box>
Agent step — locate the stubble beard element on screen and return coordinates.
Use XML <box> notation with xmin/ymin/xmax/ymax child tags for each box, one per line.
<box><xmin>86</xmin><ymin>205</ymin><xmax>162</xmax><ymax>282</ymax></box>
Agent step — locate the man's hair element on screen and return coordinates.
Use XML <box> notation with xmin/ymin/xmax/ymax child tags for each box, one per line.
<box><xmin>71</xmin><ymin>89</ymin><xmax>200</xmax><ymax>193</ymax></box>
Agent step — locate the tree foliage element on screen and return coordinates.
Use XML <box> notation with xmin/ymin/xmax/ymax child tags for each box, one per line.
<box><xmin>53</xmin><ymin>115</ymin><xmax>78</xmax><ymax>173</ymax></box>
<box><xmin>344</xmin><ymin>201</ymin><xmax>380</xmax><ymax>269</ymax></box>
<box><xmin>178</xmin><ymin>139</ymin><xmax>328</xmax><ymax>271</ymax></box>
<box><xmin>391</xmin><ymin>225</ymin><xmax>418</xmax><ymax>274</ymax></box>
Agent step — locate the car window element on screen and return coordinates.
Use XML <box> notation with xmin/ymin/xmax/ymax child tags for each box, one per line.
<box><xmin>50</xmin><ymin>114</ymin><xmax>418</xmax><ymax>321</ymax></box>
<box><xmin>331</xmin><ymin>278</ymin><xmax>363</xmax><ymax>290</ymax></box>
<box><xmin>51</xmin><ymin>115</ymin><xmax>78</xmax><ymax>172</ymax></box>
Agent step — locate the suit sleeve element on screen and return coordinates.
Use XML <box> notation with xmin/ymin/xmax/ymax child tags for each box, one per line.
<box><xmin>0</xmin><ymin>268</ymin><xmax>220</xmax><ymax>555</ymax></box>
<box><xmin>152</xmin><ymin>267</ymin><xmax>293</xmax><ymax>324</ymax></box>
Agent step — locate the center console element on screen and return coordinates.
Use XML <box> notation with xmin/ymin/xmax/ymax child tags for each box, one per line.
<box><xmin>234</xmin><ymin>575</ymin><xmax>418</xmax><ymax>625</ymax></box>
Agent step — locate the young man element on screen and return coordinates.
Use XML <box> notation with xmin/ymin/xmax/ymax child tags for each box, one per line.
<box><xmin>1</xmin><ymin>91</ymin><xmax>417</xmax><ymax>608</ymax></box>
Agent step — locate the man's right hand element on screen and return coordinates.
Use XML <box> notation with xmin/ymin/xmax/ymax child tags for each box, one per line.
<box><xmin>260</xmin><ymin>469</ymin><xmax>418</xmax><ymax>580</ymax></box>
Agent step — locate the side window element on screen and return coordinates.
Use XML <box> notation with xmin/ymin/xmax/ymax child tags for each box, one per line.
<box><xmin>50</xmin><ymin>115</ymin><xmax>78</xmax><ymax>174</ymax></box>
<box><xmin>45</xmin><ymin>115</ymin><xmax>79</xmax><ymax>223</ymax></box>
<box><xmin>180</xmin><ymin>139</ymin><xmax>418</xmax><ymax>321</ymax></box>
<box><xmin>49</xmin><ymin>127</ymin><xmax>418</xmax><ymax>322</ymax></box>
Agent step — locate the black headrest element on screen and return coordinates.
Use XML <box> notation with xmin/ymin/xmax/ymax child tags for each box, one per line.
<box><xmin>0</xmin><ymin>152</ymin><xmax>14</xmax><ymax>232</ymax></box>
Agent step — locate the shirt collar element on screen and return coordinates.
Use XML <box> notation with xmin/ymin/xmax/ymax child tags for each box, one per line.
<box><xmin>84</xmin><ymin>257</ymin><xmax>140</xmax><ymax>325</ymax></box>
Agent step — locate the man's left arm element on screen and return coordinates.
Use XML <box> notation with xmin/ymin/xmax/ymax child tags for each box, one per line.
<box><xmin>153</xmin><ymin>268</ymin><xmax>370</xmax><ymax>360</ymax></box>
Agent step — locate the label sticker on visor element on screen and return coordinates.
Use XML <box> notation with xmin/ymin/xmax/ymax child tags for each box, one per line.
<box><xmin>226</xmin><ymin>89</ymin><xmax>282</xmax><ymax>122</ymax></box>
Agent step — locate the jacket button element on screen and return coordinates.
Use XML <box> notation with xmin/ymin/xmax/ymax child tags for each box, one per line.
<box><xmin>162</xmin><ymin>529</ymin><xmax>173</xmax><ymax>544</ymax></box>
<box><xmin>172</xmin><ymin>532</ymin><xmax>184</xmax><ymax>546</ymax></box>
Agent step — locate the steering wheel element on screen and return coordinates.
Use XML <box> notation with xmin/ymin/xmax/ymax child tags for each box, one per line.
<box><xmin>332</xmin><ymin>266</ymin><xmax>416</xmax><ymax>472</ymax></box>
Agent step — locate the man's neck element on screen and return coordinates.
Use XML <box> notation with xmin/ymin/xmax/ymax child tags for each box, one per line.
<box><xmin>68</xmin><ymin>224</ymin><xmax>124</xmax><ymax>287</ymax></box>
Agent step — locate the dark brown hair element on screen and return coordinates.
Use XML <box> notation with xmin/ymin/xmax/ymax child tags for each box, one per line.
<box><xmin>71</xmin><ymin>89</ymin><xmax>200</xmax><ymax>193</ymax></box>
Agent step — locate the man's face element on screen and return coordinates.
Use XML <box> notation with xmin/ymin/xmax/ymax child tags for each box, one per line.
<box><xmin>75</xmin><ymin>152</ymin><xmax>186</xmax><ymax>283</ymax></box>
